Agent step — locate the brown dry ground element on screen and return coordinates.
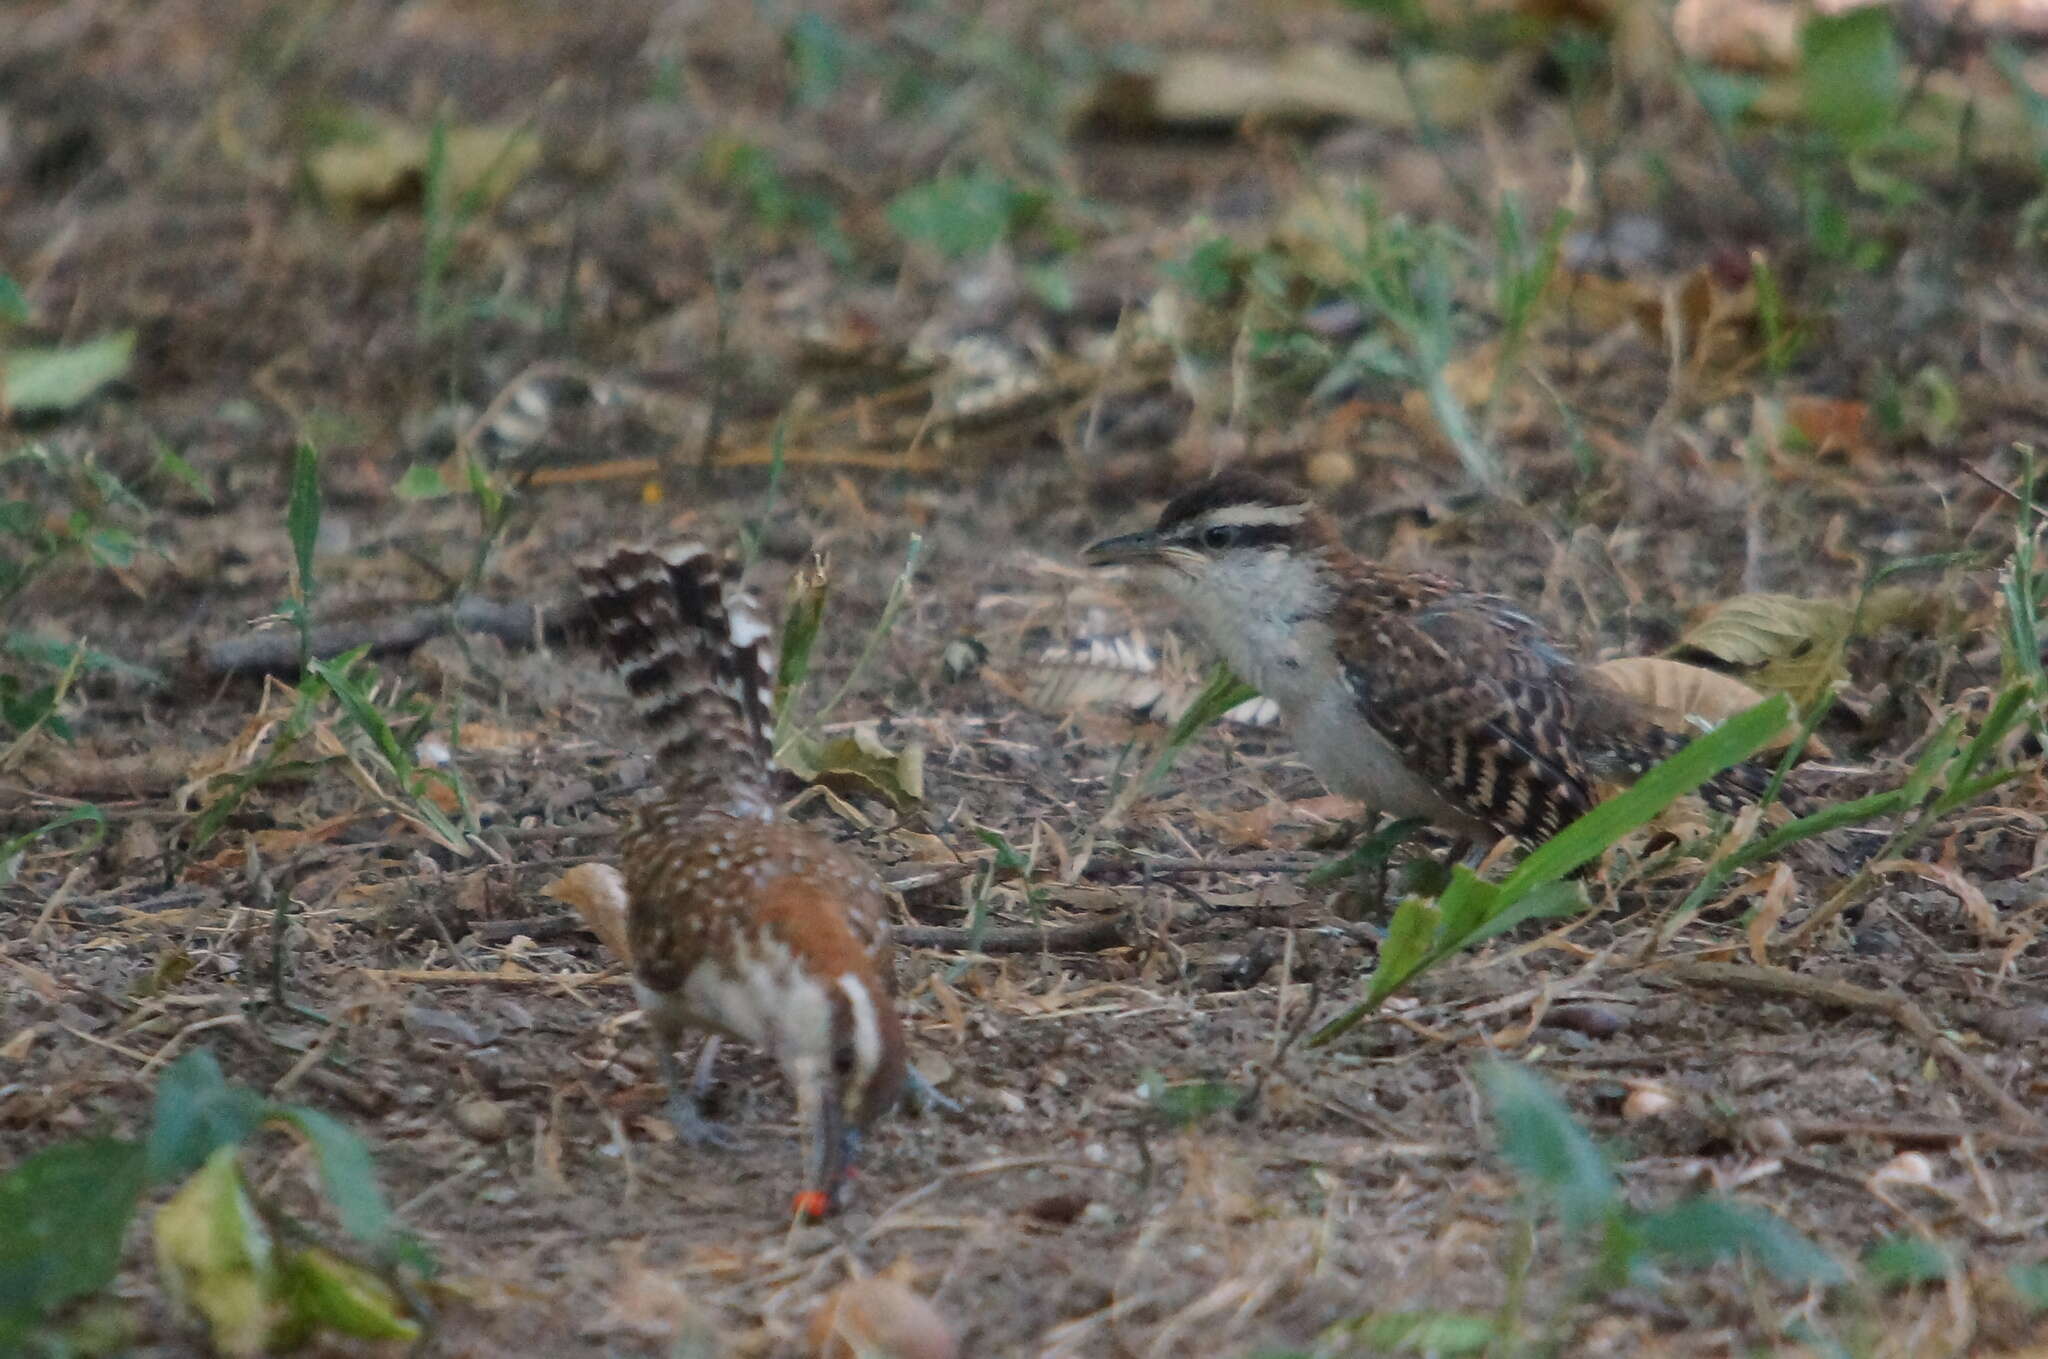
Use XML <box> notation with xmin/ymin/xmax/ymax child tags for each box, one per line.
<box><xmin>5</xmin><ymin>1</ymin><xmax>2048</xmax><ymax>1355</ymax></box>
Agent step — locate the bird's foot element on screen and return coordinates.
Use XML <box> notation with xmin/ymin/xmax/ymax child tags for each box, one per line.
<box><xmin>900</xmin><ymin>1065</ymin><xmax>961</xmax><ymax>1117</ymax></box>
<box><xmin>665</xmin><ymin>1091</ymin><xmax>738</xmax><ymax>1150</ymax></box>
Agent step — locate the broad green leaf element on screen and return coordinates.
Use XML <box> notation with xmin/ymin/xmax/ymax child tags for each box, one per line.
<box><xmin>152</xmin><ymin>1148</ymin><xmax>278</xmax><ymax>1359</ymax></box>
<box><xmin>1802</xmin><ymin>6</ymin><xmax>1901</xmax><ymax>147</ymax></box>
<box><xmin>775</xmin><ymin>559</ymin><xmax>829</xmax><ymax>725</ymax></box>
<box><xmin>268</xmin><ymin>1106</ymin><xmax>394</xmax><ymax>1251</ymax></box>
<box><xmin>1863</xmin><ymin>1233</ymin><xmax>1953</xmax><ymax>1289</ymax></box>
<box><xmin>1637</xmin><ymin>1196</ymin><xmax>1845</xmax><ymax>1285</ymax></box>
<box><xmin>276</xmin><ymin>1247</ymin><xmax>418</xmax><ymax>1344</ymax></box>
<box><xmin>1364</xmin><ymin>897</ymin><xmax>1441</xmax><ymax>1006</ymax></box>
<box><xmin>2</xmin><ymin>332</ymin><xmax>135</xmax><ymax>415</ymax></box>
<box><xmin>1432</xmin><ymin>865</ymin><xmax>1501</xmax><ymax>945</ymax></box>
<box><xmin>0</xmin><ymin>275</ymin><xmax>27</xmax><ymax>324</ymax></box>
<box><xmin>0</xmin><ymin>1137</ymin><xmax>147</xmax><ymax>1336</ymax></box>
<box><xmin>147</xmin><ymin>1050</ymin><xmax>268</xmax><ymax>1185</ymax></box>
<box><xmin>1478</xmin><ymin>1062</ymin><xmax>1617</xmax><ymax>1234</ymax></box>
<box><xmin>286</xmin><ymin>441</ymin><xmax>321</xmax><ymax>609</ymax></box>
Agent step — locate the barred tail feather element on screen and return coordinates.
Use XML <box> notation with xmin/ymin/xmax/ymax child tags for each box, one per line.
<box><xmin>579</xmin><ymin>544</ymin><xmax>777</xmax><ymax>810</ymax></box>
<box><xmin>1630</xmin><ymin>725</ymin><xmax>1811</xmax><ymax>817</ymax></box>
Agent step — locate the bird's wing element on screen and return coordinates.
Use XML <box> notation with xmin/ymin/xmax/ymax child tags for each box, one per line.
<box><xmin>1333</xmin><ymin>584</ymin><xmax>1596</xmax><ymax>841</ymax></box>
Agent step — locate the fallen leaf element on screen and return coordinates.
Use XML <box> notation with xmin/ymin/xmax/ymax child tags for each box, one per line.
<box><xmin>1676</xmin><ymin>593</ymin><xmax>1852</xmax><ymax>709</ymax></box>
<box><xmin>542</xmin><ymin>862</ymin><xmax>633</xmax><ymax>963</ymax></box>
<box><xmin>1872</xmin><ymin>859</ymin><xmax>2004</xmax><ymax>941</ymax></box>
<box><xmin>780</xmin><ymin>722</ymin><xmax>926</xmax><ymax>812</ymax></box>
<box><xmin>1784</xmin><ymin>394</ymin><xmax>1871</xmax><ymax>460</ymax></box>
<box><xmin>310</xmin><ymin>119</ymin><xmax>538</xmax><ymax>213</ymax></box>
<box><xmin>1595</xmin><ymin>656</ymin><xmax>1829</xmax><ymax>754</ymax></box>
<box><xmin>1077</xmin><ymin>46</ymin><xmax>1528</xmax><ymax>132</ymax></box>
<box><xmin>1745</xmin><ymin>863</ymin><xmax>1799</xmax><ymax>964</ymax></box>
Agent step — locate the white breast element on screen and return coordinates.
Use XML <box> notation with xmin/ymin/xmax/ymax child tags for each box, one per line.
<box><xmin>1172</xmin><ymin>557</ymin><xmax>1485</xmax><ymax>836</ymax></box>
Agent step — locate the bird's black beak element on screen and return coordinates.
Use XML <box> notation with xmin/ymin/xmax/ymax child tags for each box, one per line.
<box><xmin>1083</xmin><ymin>530</ymin><xmax>1162</xmax><ymax>567</ymax></box>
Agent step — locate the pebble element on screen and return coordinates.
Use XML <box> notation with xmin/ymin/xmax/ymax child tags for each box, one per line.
<box><xmin>451</xmin><ymin>1097</ymin><xmax>510</xmax><ymax>1143</ymax></box>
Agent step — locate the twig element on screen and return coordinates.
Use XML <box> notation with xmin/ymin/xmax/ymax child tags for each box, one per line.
<box><xmin>1660</xmin><ymin>962</ymin><xmax>2045</xmax><ymax>1134</ymax></box>
<box><xmin>896</xmin><ymin>917</ymin><xmax>1127</xmax><ymax>955</ymax></box>
<box><xmin>200</xmin><ymin>598</ymin><xmax>570</xmax><ymax>676</ymax></box>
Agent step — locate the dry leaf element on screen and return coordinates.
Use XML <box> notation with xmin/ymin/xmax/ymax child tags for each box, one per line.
<box><xmin>807</xmin><ymin>1275</ymin><xmax>959</xmax><ymax>1359</ymax></box>
<box><xmin>1745</xmin><ymin>863</ymin><xmax>1798</xmax><ymax>964</ymax></box>
<box><xmin>1077</xmin><ymin>46</ymin><xmax>1526</xmax><ymax>133</ymax></box>
<box><xmin>542</xmin><ymin>863</ymin><xmax>632</xmax><ymax>963</ymax></box>
<box><xmin>1783</xmin><ymin>395</ymin><xmax>1871</xmax><ymax>460</ymax></box>
<box><xmin>1595</xmin><ymin>656</ymin><xmax>1829</xmax><ymax>755</ymax></box>
<box><xmin>310</xmin><ymin>119</ymin><xmax>538</xmax><ymax>212</ymax></box>
<box><xmin>1872</xmin><ymin>859</ymin><xmax>2004</xmax><ymax>941</ymax></box>
<box><xmin>1676</xmin><ymin>593</ymin><xmax>1852</xmax><ymax>709</ymax></box>
<box><xmin>780</xmin><ymin>722</ymin><xmax>926</xmax><ymax>812</ymax></box>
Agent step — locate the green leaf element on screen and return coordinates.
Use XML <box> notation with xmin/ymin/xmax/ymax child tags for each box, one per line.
<box><xmin>391</xmin><ymin>464</ymin><xmax>450</xmax><ymax>501</ymax></box>
<box><xmin>308</xmin><ymin>655</ymin><xmax>409</xmax><ymax>775</ymax></box>
<box><xmin>1636</xmin><ymin>1196</ymin><xmax>1845</xmax><ymax>1285</ymax></box>
<box><xmin>1321</xmin><ymin>1310</ymin><xmax>1499</xmax><ymax>1355</ymax></box>
<box><xmin>147</xmin><ymin>1050</ymin><xmax>268</xmax><ymax>1185</ymax></box>
<box><xmin>1365</xmin><ymin>897</ymin><xmax>1441</xmax><ymax>1006</ymax></box>
<box><xmin>0</xmin><ymin>275</ymin><xmax>28</xmax><ymax>325</ymax></box>
<box><xmin>268</xmin><ymin>1107</ymin><xmax>394</xmax><ymax>1251</ymax></box>
<box><xmin>1802</xmin><ymin>6</ymin><xmax>1901</xmax><ymax>146</ymax></box>
<box><xmin>887</xmin><ymin>169</ymin><xmax>1045</xmax><ymax>259</ymax></box>
<box><xmin>1</xmin><ymin>332</ymin><xmax>135</xmax><ymax>415</ymax></box>
<box><xmin>152</xmin><ymin>443</ymin><xmax>214</xmax><ymax>503</ymax></box>
<box><xmin>151</xmin><ymin>1147</ymin><xmax>278</xmax><ymax>1359</ymax></box>
<box><xmin>286</xmin><ymin>441</ymin><xmax>321</xmax><ymax>609</ymax></box>
<box><xmin>277</xmin><ymin>1247</ymin><xmax>418</xmax><ymax>1344</ymax></box>
<box><xmin>3</xmin><ymin>634</ymin><xmax>163</xmax><ymax>686</ymax></box>
<box><xmin>774</xmin><ymin>560</ymin><xmax>829</xmax><ymax>728</ymax></box>
<box><xmin>1138</xmin><ymin>1070</ymin><xmax>1243</xmax><ymax>1127</ymax></box>
<box><xmin>0</xmin><ymin>1138</ymin><xmax>147</xmax><ymax>1338</ymax></box>
<box><xmin>1478</xmin><ymin>1062</ymin><xmax>1617</xmax><ymax>1235</ymax></box>
<box><xmin>0</xmin><ymin>804</ymin><xmax>108</xmax><ymax>886</ymax></box>
<box><xmin>1864</xmin><ymin>1233</ymin><xmax>1953</xmax><ymax>1289</ymax></box>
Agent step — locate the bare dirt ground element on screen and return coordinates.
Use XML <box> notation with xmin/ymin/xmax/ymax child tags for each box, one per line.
<box><xmin>5</xmin><ymin>1</ymin><xmax>2048</xmax><ymax>1355</ymax></box>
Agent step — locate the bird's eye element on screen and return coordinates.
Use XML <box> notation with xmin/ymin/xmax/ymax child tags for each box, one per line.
<box><xmin>832</xmin><ymin>1045</ymin><xmax>857</xmax><ymax>1076</ymax></box>
<box><xmin>1202</xmin><ymin>524</ymin><xmax>1236</xmax><ymax>550</ymax></box>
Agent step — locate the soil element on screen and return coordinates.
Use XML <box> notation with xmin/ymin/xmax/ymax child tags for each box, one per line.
<box><xmin>4</xmin><ymin>2</ymin><xmax>2048</xmax><ymax>1356</ymax></box>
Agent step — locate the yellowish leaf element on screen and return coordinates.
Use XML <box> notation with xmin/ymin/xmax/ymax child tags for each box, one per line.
<box><xmin>154</xmin><ymin>1148</ymin><xmax>278</xmax><ymax>1359</ymax></box>
<box><xmin>1676</xmin><ymin>593</ymin><xmax>1852</xmax><ymax>709</ymax></box>
<box><xmin>780</xmin><ymin>722</ymin><xmax>926</xmax><ymax>812</ymax></box>
<box><xmin>1594</xmin><ymin>656</ymin><xmax>1830</xmax><ymax>755</ymax></box>
<box><xmin>310</xmin><ymin>119</ymin><xmax>538</xmax><ymax>213</ymax></box>
<box><xmin>1746</xmin><ymin>863</ymin><xmax>1798</xmax><ymax>965</ymax></box>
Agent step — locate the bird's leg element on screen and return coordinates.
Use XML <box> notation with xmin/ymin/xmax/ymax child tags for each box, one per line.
<box><xmin>658</xmin><ymin>1038</ymin><xmax>736</xmax><ymax>1150</ymax></box>
<box><xmin>1311</xmin><ymin>815</ymin><xmax>1429</xmax><ymax>919</ymax></box>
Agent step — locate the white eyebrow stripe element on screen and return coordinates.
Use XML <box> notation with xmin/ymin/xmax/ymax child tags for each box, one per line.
<box><xmin>1192</xmin><ymin>504</ymin><xmax>1309</xmax><ymax>530</ymax></box>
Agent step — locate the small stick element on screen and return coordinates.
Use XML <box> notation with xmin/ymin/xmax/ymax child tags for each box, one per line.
<box><xmin>1661</xmin><ymin>961</ymin><xmax>2046</xmax><ymax>1135</ymax></box>
<box><xmin>201</xmin><ymin>598</ymin><xmax>568</xmax><ymax>677</ymax></box>
<box><xmin>896</xmin><ymin>918</ymin><xmax>1127</xmax><ymax>955</ymax></box>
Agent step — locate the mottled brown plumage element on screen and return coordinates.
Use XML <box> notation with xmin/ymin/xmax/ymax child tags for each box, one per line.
<box><xmin>1087</xmin><ymin>471</ymin><xmax>1801</xmax><ymax>849</ymax></box>
<box><xmin>580</xmin><ymin>543</ymin><xmax>905</xmax><ymax>1217</ymax></box>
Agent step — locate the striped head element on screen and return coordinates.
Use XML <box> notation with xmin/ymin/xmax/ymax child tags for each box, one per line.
<box><xmin>1084</xmin><ymin>473</ymin><xmax>1341</xmax><ymax>678</ymax></box>
<box><xmin>579</xmin><ymin>543</ymin><xmax>778</xmax><ymax>817</ymax></box>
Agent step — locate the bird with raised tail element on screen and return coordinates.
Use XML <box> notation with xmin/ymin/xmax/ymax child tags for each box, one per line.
<box><xmin>1083</xmin><ymin>471</ymin><xmax>1801</xmax><ymax>857</ymax></box>
<box><xmin>577</xmin><ymin>543</ymin><xmax>906</xmax><ymax>1220</ymax></box>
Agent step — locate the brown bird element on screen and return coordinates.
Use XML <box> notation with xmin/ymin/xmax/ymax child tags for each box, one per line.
<box><xmin>579</xmin><ymin>543</ymin><xmax>905</xmax><ymax>1219</ymax></box>
<box><xmin>1084</xmin><ymin>471</ymin><xmax>1796</xmax><ymax>855</ymax></box>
